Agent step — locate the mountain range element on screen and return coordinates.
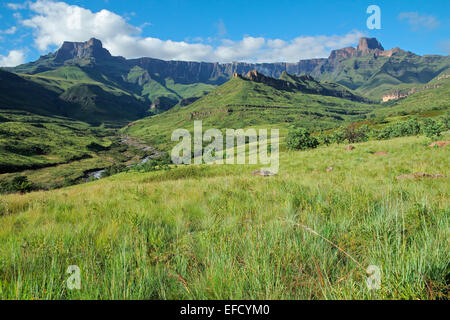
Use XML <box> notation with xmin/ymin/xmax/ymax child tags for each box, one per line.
<box><xmin>4</xmin><ymin>37</ymin><xmax>448</xmax><ymax>117</ymax></box>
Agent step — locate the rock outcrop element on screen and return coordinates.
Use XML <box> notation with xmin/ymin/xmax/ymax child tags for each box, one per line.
<box><xmin>244</xmin><ymin>70</ymin><xmax>292</xmax><ymax>90</ymax></box>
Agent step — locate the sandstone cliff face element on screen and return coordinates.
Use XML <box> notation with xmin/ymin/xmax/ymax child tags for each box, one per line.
<box><xmin>55</xmin><ymin>38</ymin><xmax>113</xmax><ymax>62</ymax></box>
<box><xmin>329</xmin><ymin>47</ymin><xmax>357</xmax><ymax>60</ymax></box>
<box><xmin>357</xmin><ymin>37</ymin><xmax>384</xmax><ymax>55</ymax></box>
<box><xmin>125</xmin><ymin>57</ymin><xmax>327</xmax><ymax>85</ymax></box>
<box><xmin>382</xmin><ymin>81</ymin><xmax>445</xmax><ymax>102</ymax></box>
<box><xmin>327</xmin><ymin>38</ymin><xmax>400</xmax><ymax>61</ymax></box>
<box><xmin>49</xmin><ymin>37</ymin><xmax>403</xmax><ymax>86</ymax></box>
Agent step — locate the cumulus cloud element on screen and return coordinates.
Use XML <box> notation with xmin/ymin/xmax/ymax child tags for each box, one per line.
<box><xmin>0</xmin><ymin>49</ymin><xmax>25</xmax><ymax>66</ymax></box>
<box><xmin>17</xmin><ymin>0</ymin><xmax>364</xmax><ymax>63</ymax></box>
<box><xmin>398</xmin><ymin>12</ymin><xmax>441</xmax><ymax>31</ymax></box>
<box><xmin>22</xmin><ymin>0</ymin><xmax>139</xmax><ymax>51</ymax></box>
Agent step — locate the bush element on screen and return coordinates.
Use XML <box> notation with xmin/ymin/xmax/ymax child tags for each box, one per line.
<box><xmin>0</xmin><ymin>176</ymin><xmax>35</xmax><ymax>194</ymax></box>
<box><xmin>101</xmin><ymin>163</ymin><xmax>127</xmax><ymax>178</ymax></box>
<box><xmin>342</xmin><ymin>124</ymin><xmax>369</xmax><ymax>143</ymax></box>
<box><xmin>329</xmin><ymin>128</ymin><xmax>345</xmax><ymax>144</ymax></box>
<box><xmin>377</xmin><ymin>117</ymin><xmax>421</xmax><ymax>140</ymax></box>
<box><xmin>317</xmin><ymin>131</ymin><xmax>331</xmax><ymax>146</ymax></box>
<box><xmin>136</xmin><ymin>154</ymin><xmax>172</xmax><ymax>173</ymax></box>
<box><xmin>286</xmin><ymin>128</ymin><xmax>319</xmax><ymax>150</ymax></box>
<box><xmin>440</xmin><ymin>115</ymin><xmax>449</xmax><ymax>131</ymax></box>
<box><xmin>421</xmin><ymin>118</ymin><xmax>445</xmax><ymax>138</ymax></box>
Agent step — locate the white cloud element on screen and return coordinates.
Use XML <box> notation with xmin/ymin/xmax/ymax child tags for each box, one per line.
<box><xmin>438</xmin><ymin>40</ymin><xmax>450</xmax><ymax>54</ymax></box>
<box><xmin>0</xmin><ymin>26</ymin><xmax>17</xmax><ymax>34</ymax></box>
<box><xmin>18</xmin><ymin>0</ymin><xmax>364</xmax><ymax>63</ymax></box>
<box><xmin>7</xmin><ymin>3</ymin><xmax>27</xmax><ymax>10</ymax></box>
<box><xmin>398</xmin><ymin>12</ymin><xmax>441</xmax><ymax>31</ymax></box>
<box><xmin>215</xmin><ymin>19</ymin><xmax>227</xmax><ymax>38</ymax></box>
<box><xmin>0</xmin><ymin>49</ymin><xmax>25</xmax><ymax>66</ymax></box>
<box><xmin>22</xmin><ymin>0</ymin><xmax>139</xmax><ymax>51</ymax></box>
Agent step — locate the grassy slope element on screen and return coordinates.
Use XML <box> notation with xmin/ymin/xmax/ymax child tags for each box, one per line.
<box><xmin>0</xmin><ymin>133</ymin><xmax>448</xmax><ymax>299</ymax></box>
<box><xmin>370</xmin><ymin>76</ymin><xmax>450</xmax><ymax>118</ymax></box>
<box><xmin>0</xmin><ymin>110</ymin><xmax>110</xmax><ymax>173</ymax></box>
<box><xmin>14</xmin><ymin>63</ymin><xmax>216</xmax><ymax>112</ymax></box>
<box><xmin>124</xmin><ymin>77</ymin><xmax>376</xmax><ymax>150</ymax></box>
<box><xmin>0</xmin><ymin>68</ymin><xmax>147</xmax><ymax>126</ymax></box>
<box><xmin>0</xmin><ymin>110</ymin><xmax>149</xmax><ymax>189</ymax></box>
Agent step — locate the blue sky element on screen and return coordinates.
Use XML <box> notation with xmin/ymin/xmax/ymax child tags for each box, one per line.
<box><xmin>0</xmin><ymin>0</ymin><xmax>448</xmax><ymax>66</ymax></box>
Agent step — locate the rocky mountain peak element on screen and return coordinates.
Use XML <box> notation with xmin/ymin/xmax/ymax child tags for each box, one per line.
<box><xmin>357</xmin><ymin>37</ymin><xmax>384</xmax><ymax>54</ymax></box>
<box><xmin>327</xmin><ymin>38</ymin><xmax>388</xmax><ymax>61</ymax></box>
<box><xmin>55</xmin><ymin>38</ymin><xmax>112</xmax><ymax>62</ymax></box>
<box><xmin>245</xmin><ymin>70</ymin><xmax>262</xmax><ymax>80</ymax></box>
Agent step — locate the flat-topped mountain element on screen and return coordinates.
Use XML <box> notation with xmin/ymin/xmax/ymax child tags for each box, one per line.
<box><xmin>55</xmin><ymin>38</ymin><xmax>113</xmax><ymax>62</ymax></box>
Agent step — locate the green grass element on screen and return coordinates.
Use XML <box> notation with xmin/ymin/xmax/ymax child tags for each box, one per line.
<box><xmin>36</xmin><ymin>66</ymin><xmax>96</xmax><ymax>82</ymax></box>
<box><xmin>0</xmin><ymin>134</ymin><xmax>448</xmax><ymax>299</ymax></box>
<box><xmin>0</xmin><ymin>110</ymin><xmax>110</xmax><ymax>172</ymax></box>
<box><xmin>164</xmin><ymin>78</ymin><xmax>216</xmax><ymax>99</ymax></box>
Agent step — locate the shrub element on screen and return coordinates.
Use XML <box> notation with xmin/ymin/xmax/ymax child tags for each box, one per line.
<box><xmin>317</xmin><ymin>131</ymin><xmax>331</xmax><ymax>146</ymax></box>
<box><xmin>377</xmin><ymin>117</ymin><xmax>421</xmax><ymax>140</ymax></box>
<box><xmin>101</xmin><ymin>163</ymin><xmax>127</xmax><ymax>178</ymax></box>
<box><xmin>329</xmin><ymin>128</ymin><xmax>345</xmax><ymax>144</ymax></box>
<box><xmin>421</xmin><ymin>118</ymin><xmax>445</xmax><ymax>138</ymax></box>
<box><xmin>342</xmin><ymin>124</ymin><xmax>369</xmax><ymax>143</ymax></box>
<box><xmin>440</xmin><ymin>115</ymin><xmax>449</xmax><ymax>130</ymax></box>
<box><xmin>286</xmin><ymin>128</ymin><xmax>319</xmax><ymax>150</ymax></box>
<box><xmin>0</xmin><ymin>176</ymin><xmax>35</xmax><ymax>194</ymax></box>
<box><xmin>12</xmin><ymin>176</ymin><xmax>35</xmax><ymax>193</ymax></box>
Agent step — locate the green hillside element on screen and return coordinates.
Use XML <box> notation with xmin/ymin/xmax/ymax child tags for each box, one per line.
<box><xmin>124</xmin><ymin>73</ymin><xmax>377</xmax><ymax>150</ymax></box>
<box><xmin>316</xmin><ymin>53</ymin><xmax>450</xmax><ymax>100</ymax></box>
<box><xmin>0</xmin><ymin>69</ymin><xmax>148</xmax><ymax>126</ymax></box>
<box><xmin>372</xmin><ymin>76</ymin><xmax>450</xmax><ymax>118</ymax></box>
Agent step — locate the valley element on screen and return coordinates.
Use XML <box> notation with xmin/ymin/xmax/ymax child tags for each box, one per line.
<box><xmin>0</xmin><ymin>34</ymin><xmax>448</xmax><ymax>301</ymax></box>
